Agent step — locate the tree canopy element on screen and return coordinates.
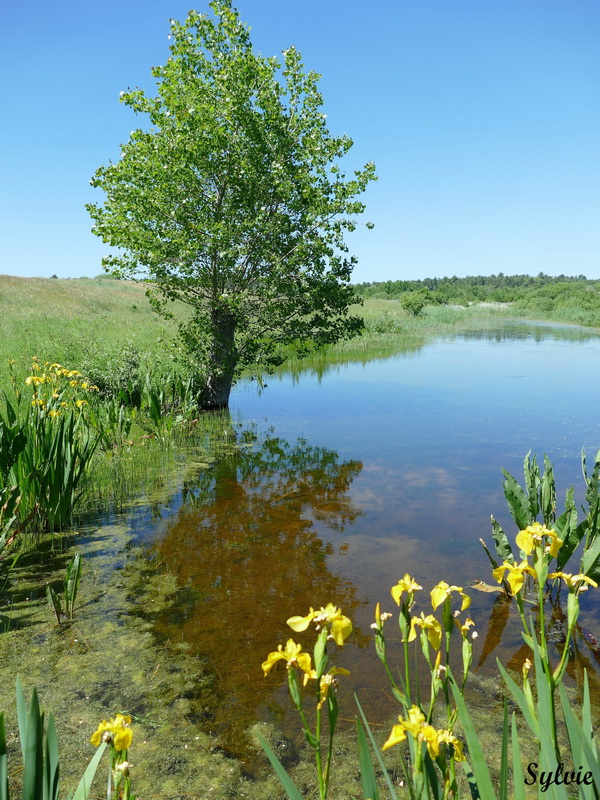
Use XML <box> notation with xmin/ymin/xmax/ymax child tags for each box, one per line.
<box><xmin>88</xmin><ymin>1</ymin><xmax>376</xmax><ymax>407</ymax></box>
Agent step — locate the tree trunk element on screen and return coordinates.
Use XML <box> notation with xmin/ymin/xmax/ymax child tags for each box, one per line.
<box><xmin>203</xmin><ymin>309</ymin><xmax>237</xmax><ymax>409</ymax></box>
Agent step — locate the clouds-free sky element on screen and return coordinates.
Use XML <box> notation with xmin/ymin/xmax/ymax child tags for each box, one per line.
<box><xmin>1</xmin><ymin>0</ymin><xmax>599</xmax><ymax>282</ymax></box>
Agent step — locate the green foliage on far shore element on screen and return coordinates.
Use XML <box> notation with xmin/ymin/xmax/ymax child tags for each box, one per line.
<box><xmin>357</xmin><ymin>272</ymin><xmax>600</xmax><ymax>326</ymax></box>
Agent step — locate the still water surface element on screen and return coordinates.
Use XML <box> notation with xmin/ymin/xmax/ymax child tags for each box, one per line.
<box><xmin>143</xmin><ymin>321</ymin><xmax>600</xmax><ymax>756</ymax></box>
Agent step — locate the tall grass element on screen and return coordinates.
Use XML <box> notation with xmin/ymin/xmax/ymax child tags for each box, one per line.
<box><xmin>0</xmin><ymin>352</ymin><xmax>234</xmax><ymax>563</ymax></box>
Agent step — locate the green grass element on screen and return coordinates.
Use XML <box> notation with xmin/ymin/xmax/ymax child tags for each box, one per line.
<box><xmin>0</xmin><ymin>276</ymin><xmax>179</xmax><ymax>376</ymax></box>
<box><xmin>1</xmin><ymin>274</ymin><xmax>598</xmax><ymax>392</ymax></box>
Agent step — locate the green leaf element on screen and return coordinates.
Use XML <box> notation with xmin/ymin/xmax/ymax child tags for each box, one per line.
<box><xmin>558</xmin><ymin>684</ymin><xmax>585</xmax><ymax>777</ymax></box>
<box><xmin>71</xmin><ymin>742</ymin><xmax>107</xmax><ymax>800</ymax></box>
<box><xmin>354</xmin><ymin>696</ymin><xmax>398</xmax><ymax>800</ymax></box>
<box><xmin>583</xmin><ymin>450</ymin><xmax>600</xmax><ymax>514</ymax></box>
<box><xmin>390</xmin><ymin>684</ymin><xmax>406</xmax><ymax>706</ymax></box>
<box><xmin>490</xmin><ymin>516</ymin><xmax>514</xmax><ymax>564</ymax></box>
<box><xmin>0</xmin><ymin>714</ymin><xmax>8</xmax><ymax>800</ymax></box>
<box><xmin>461</xmin><ymin>759</ymin><xmax>482</xmax><ymax>800</ymax></box>
<box><xmin>356</xmin><ymin>716</ymin><xmax>379</xmax><ymax>800</ymax></box>
<box><xmin>46</xmin><ymin>584</ymin><xmax>62</xmax><ymax>625</ymax></box>
<box><xmin>581</xmin><ymin>672</ymin><xmax>596</xmax><ymax>757</ymax></box>
<box><xmin>326</xmin><ymin>690</ymin><xmax>338</xmax><ymax>738</ymax></box>
<box><xmin>449</xmin><ymin>674</ymin><xmax>496</xmax><ymax>800</ymax></box>
<box><xmin>510</xmin><ymin>714</ymin><xmax>526</xmax><ymax>800</ymax></box>
<box><xmin>558</xmin><ymin>684</ymin><xmax>600</xmax><ymax>792</ymax></box>
<box><xmin>496</xmin><ymin>660</ymin><xmax>539</xmax><ymax>738</ymax></box>
<box><xmin>501</xmin><ymin>469</ymin><xmax>532</xmax><ymax>531</ymax></box>
<box><xmin>304</xmin><ymin>729</ymin><xmax>319</xmax><ymax>750</ymax></box>
<box><xmin>16</xmin><ymin>676</ymin><xmax>28</xmax><ymax>763</ymax></box>
<box><xmin>523</xmin><ymin>451</ymin><xmax>540</xmax><ymax>520</ymax></box>
<box><xmin>287</xmin><ymin>666</ymin><xmax>301</xmax><ymax>710</ymax></box>
<box><xmin>44</xmin><ymin>713</ymin><xmax>60</xmax><ymax>800</ymax></box>
<box><xmin>498</xmin><ymin>700</ymin><xmax>509</xmax><ymax>800</ymax></box>
<box><xmin>422</xmin><ymin>750</ymin><xmax>442</xmax><ymax>799</ymax></box>
<box><xmin>22</xmin><ymin>688</ymin><xmax>43</xmax><ymax>800</ymax></box>
<box><xmin>256</xmin><ymin>734</ymin><xmax>304</xmax><ymax>800</ymax></box>
<box><xmin>313</xmin><ymin>627</ymin><xmax>328</xmax><ymax>679</ymax></box>
<box><xmin>541</xmin><ymin>454</ymin><xmax>556</xmax><ymax>525</ymax></box>
<box><xmin>555</xmin><ymin>488</ymin><xmax>583</xmax><ymax>570</ymax></box>
<box><xmin>580</xmin><ymin>534</ymin><xmax>600</xmax><ymax>581</ymax></box>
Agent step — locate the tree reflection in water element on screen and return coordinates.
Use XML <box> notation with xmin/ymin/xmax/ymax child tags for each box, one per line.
<box><xmin>150</xmin><ymin>427</ymin><xmax>366</xmax><ymax>756</ymax></box>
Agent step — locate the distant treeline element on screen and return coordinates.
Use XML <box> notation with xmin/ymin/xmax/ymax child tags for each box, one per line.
<box><xmin>354</xmin><ymin>273</ymin><xmax>600</xmax><ymax>315</ymax></box>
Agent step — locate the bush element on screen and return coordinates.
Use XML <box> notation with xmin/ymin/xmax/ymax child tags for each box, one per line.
<box><xmin>399</xmin><ymin>290</ymin><xmax>429</xmax><ymax>316</ymax></box>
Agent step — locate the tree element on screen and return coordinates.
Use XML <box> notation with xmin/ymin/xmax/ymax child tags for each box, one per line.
<box><xmin>87</xmin><ymin>1</ymin><xmax>376</xmax><ymax>408</ymax></box>
<box><xmin>399</xmin><ymin>290</ymin><xmax>429</xmax><ymax>317</ymax></box>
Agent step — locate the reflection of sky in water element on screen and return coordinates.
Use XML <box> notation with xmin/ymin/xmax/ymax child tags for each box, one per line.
<box><xmin>232</xmin><ymin>322</ymin><xmax>600</xmax><ymax>575</ymax></box>
<box><xmin>150</xmin><ymin>322</ymin><xmax>600</xmax><ymax>754</ymax></box>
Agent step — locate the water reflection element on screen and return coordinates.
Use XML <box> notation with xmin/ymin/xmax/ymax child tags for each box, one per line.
<box><xmin>264</xmin><ymin>336</ymin><xmax>426</xmax><ymax>385</ymax></box>
<box><xmin>151</xmin><ymin>429</ymin><xmax>366</xmax><ymax>753</ymax></box>
<box><xmin>442</xmin><ymin>319</ymin><xmax>600</xmax><ymax>343</ymax></box>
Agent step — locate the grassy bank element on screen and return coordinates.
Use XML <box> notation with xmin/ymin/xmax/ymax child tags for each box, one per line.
<box><xmin>2</xmin><ymin>275</ymin><xmax>598</xmax><ymax>389</ymax></box>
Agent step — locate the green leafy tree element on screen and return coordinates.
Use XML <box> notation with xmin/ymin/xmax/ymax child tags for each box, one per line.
<box><xmin>87</xmin><ymin>1</ymin><xmax>376</xmax><ymax>408</ymax></box>
<box><xmin>399</xmin><ymin>289</ymin><xmax>429</xmax><ymax>317</ymax></box>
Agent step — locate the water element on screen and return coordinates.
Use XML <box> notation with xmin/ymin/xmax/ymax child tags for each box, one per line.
<box><xmin>146</xmin><ymin>320</ymin><xmax>600</xmax><ymax>756</ymax></box>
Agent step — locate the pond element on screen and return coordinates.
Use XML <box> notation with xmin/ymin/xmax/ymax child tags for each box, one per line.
<box><xmin>138</xmin><ymin>320</ymin><xmax>600</xmax><ymax>760</ymax></box>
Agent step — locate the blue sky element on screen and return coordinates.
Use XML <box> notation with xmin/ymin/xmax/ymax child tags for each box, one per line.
<box><xmin>1</xmin><ymin>0</ymin><xmax>599</xmax><ymax>282</ymax></box>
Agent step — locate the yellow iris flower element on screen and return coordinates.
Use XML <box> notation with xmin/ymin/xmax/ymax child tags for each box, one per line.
<box><xmin>430</xmin><ymin>580</ymin><xmax>471</xmax><ymax>611</ymax></box>
<box><xmin>493</xmin><ymin>560</ymin><xmax>536</xmax><ymax>595</ymax></box>
<box><xmin>90</xmin><ymin>714</ymin><xmax>133</xmax><ymax>751</ymax></box>
<box><xmin>382</xmin><ymin>705</ymin><xmax>464</xmax><ymax>761</ymax></box>
<box><xmin>516</xmin><ymin>522</ymin><xmax>563</xmax><ymax>559</ymax></box>
<box><xmin>548</xmin><ymin>571</ymin><xmax>598</xmax><ymax>591</ymax></box>
<box><xmin>287</xmin><ymin>603</ymin><xmax>352</xmax><ymax>646</ymax></box>
<box><xmin>262</xmin><ymin>639</ymin><xmax>312</xmax><ymax>677</ymax></box>
<box><xmin>391</xmin><ymin>574</ymin><xmax>423</xmax><ymax>606</ymax></box>
<box><xmin>408</xmin><ymin>613</ymin><xmax>442</xmax><ymax>650</ymax></box>
<box><xmin>304</xmin><ymin>666</ymin><xmax>351</xmax><ymax>708</ymax></box>
<box><xmin>454</xmin><ymin>617</ymin><xmax>476</xmax><ymax>636</ymax></box>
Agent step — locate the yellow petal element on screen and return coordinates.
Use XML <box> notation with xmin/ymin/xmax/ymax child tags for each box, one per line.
<box><xmin>90</xmin><ymin>729</ymin><xmax>103</xmax><ymax>746</ymax></box>
<box><xmin>516</xmin><ymin>529</ymin><xmax>534</xmax><ymax>554</ymax></box>
<box><xmin>391</xmin><ymin>584</ymin><xmax>403</xmax><ymax>605</ymax></box>
<box><xmin>262</xmin><ymin>650</ymin><xmax>285</xmax><ymax>676</ymax></box>
<box><xmin>421</xmin><ymin>725</ymin><xmax>441</xmax><ymax>758</ymax></box>
<box><xmin>547</xmin><ymin>533</ymin><xmax>563</xmax><ymax>558</ymax></box>
<box><xmin>286</xmin><ymin>611</ymin><xmax>315</xmax><ymax>632</ymax></box>
<box><xmin>113</xmin><ymin>727</ymin><xmax>132</xmax><ymax>752</ymax></box>
<box><xmin>382</xmin><ymin>723</ymin><xmax>407</xmax><ymax>750</ymax></box>
<box><xmin>427</xmin><ymin>621</ymin><xmax>442</xmax><ymax>651</ymax></box>
<box><xmin>430</xmin><ymin>583</ymin><xmax>448</xmax><ymax>610</ymax></box>
<box><xmin>297</xmin><ymin>652</ymin><xmax>313</xmax><ymax>675</ymax></box>
<box><xmin>330</xmin><ymin>615</ymin><xmax>352</xmax><ymax>646</ymax></box>
<box><xmin>506</xmin><ymin>569</ymin><xmax>525</xmax><ymax>595</ymax></box>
